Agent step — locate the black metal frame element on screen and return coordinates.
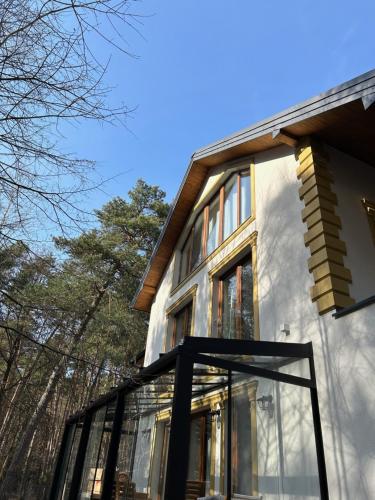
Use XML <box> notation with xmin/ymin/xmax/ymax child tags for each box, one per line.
<box><xmin>49</xmin><ymin>337</ymin><xmax>329</xmax><ymax>500</ymax></box>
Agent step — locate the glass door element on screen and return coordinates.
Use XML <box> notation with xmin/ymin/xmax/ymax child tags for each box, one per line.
<box><xmin>186</xmin><ymin>412</ymin><xmax>211</xmax><ymax>499</ymax></box>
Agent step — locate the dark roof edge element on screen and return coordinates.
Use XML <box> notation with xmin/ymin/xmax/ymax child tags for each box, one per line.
<box><xmin>131</xmin><ymin>156</ymin><xmax>195</xmax><ymax>308</ymax></box>
<box><xmin>193</xmin><ymin>68</ymin><xmax>375</xmax><ymax>159</ymax></box>
<box><xmin>132</xmin><ymin>68</ymin><xmax>375</xmax><ymax>310</ymax></box>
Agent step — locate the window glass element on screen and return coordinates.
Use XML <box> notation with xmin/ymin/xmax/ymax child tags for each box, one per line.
<box><xmin>173</xmin><ymin>302</ymin><xmax>193</xmax><ymax>347</ymax></box>
<box><xmin>191</xmin><ymin>212</ymin><xmax>204</xmax><ymax>270</ymax></box>
<box><xmin>116</xmin><ymin>377</ymin><xmax>174</xmax><ymax>500</ymax></box>
<box><xmin>241</xmin><ymin>260</ymin><xmax>254</xmax><ymax>340</ymax></box>
<box><xmin>79</xmin><ymin>402</ymin><xmax>115</xmax><ymax>499</ymax></box>
<box><xmin>221</xmin><ymin>270</ymin><xmax>238</xmax><ymax>339</ymax></box>
<box><xmin>240</xmin><ymin>172</ymin><xmax>251</xmax><ymax>224</ymax></box>
<box><xmin>179</xmin><ymin>168</ymin><xmax>251</xmax><ymax>283</ymax></box>
<box><xmin>61</xmin><ymin>423</ymin><xmax>82</xmax><ymax>500</ymax></box>
<box><xmin>232</xmin><ymin>389</ymin><xmax>254</xmax><ymax>495</ymax></box>
<box><xmin>186</xmin><ymin>412</ymin><xmax>211</xmax><ymax>496</ymax></box>
<box><xmin>223</xmin><ymin>175</ymin><xmax>238</xmax><ymax>241</ymax></box>
<box><xmin>207</xmin><ymin>194</ymin><xmax>220</xmax><ymax>255</ymax></box>
<box><xmin>180</xmin><ymin>231</ymin><xmax>192</xmax><ymax>282</ymax></box>
<box><xmin>218</xmin><ymin>256</ymin><xmax>253</xmax><ymax>340</ymax></box>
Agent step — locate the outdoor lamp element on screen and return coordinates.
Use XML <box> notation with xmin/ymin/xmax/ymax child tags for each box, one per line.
<box><xmin>257</xmin><ymin>395</ymin><xmax>274</xmax><ymax>418</ymax></box>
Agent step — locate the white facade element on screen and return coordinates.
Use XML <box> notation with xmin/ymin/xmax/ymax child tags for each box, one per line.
<box><xmin>143</xmin><ymin>143</ymin><xmax>375</xmax><ymax>499</ymax></box>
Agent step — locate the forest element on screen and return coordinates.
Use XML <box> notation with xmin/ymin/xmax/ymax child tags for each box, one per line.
<box><xmin>0</xmin><ymin>0</ymin><xmax>173</xmax><ymax>496</ymax></box>
<box><xmin>0</xmin><ymin>180</ymin><xmax>169</xmax><ymax>497</ymax></box>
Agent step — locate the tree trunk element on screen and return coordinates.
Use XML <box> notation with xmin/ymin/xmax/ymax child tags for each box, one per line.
<box><xmin>0</xmin><ymin>275</ymin><xmax>115</xmax><ymax>499</ymax></box>
<box><xmin>0</xmin><ymin>358</ymin><xmax>62</xmax><ymax>499</ymax></box>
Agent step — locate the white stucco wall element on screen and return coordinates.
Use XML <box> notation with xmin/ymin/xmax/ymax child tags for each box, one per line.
<box><xmin>143</xmin><ymin>143</ymin><xmax>375</xmax><ymax>500</ymax></box>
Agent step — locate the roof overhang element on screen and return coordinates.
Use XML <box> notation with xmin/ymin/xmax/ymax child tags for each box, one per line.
<box><xmin>134</xmin><ymin>69</ymin><xmax>375</xmax><ymax>312</ymax></box>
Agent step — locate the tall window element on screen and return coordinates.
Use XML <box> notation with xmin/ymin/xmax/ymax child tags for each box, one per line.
<box><xmin>171</xmin><ymin>302</ymin><xmax>193</xmax><ymax>348</ymax></box>
<box><xmin>223</xmin><ymin>175</ymin><xmax>238</xmax><ymax>240</ymax></box>
<box><xmin>207</xmin><ymin>193</ymin><xmax>220</xmax><ymax>255</ymax></box>
<box><xmin>217</xmin><ymin>256</ymin><xmax>254</xmax><ymax>340</ymax></box>
<box><xmin>179</xmin><ymin>168</ymin><xmax>252</xmax><ymax>282</ymax></box>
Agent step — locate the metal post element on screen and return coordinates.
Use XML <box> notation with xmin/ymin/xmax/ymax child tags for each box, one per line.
<box><xmin>68</xmin><ymin>412</ymin><xmax>93</xmax><ymax>500</ymax></box>
<box><xmin>48</xmin><ymin>422</ymin><xmax>73</xmax><ymax>499</ymax></box>
<box><xmin>226</xmin><ymin>370</ymin><xmax>232</xmax><ymax>500</ymax></box>
<box><xmin>309</xmin><ymin>357</ymin><xmax>329</xmax><ymax>500</ymax></box>
<box><xmin>101</xmin><ymin>392</ymin><xmax>125</xmax><ymax>499</ymax></box>
<box><xmin>164</xmin><ymin>353</ymin><xmax>193</xmax><ymax>500</ymax></box>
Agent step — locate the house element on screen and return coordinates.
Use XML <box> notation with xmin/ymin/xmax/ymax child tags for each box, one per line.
<box><xmin>50</xmin><ymin>70</ymin><xmax>375</xmax><ymax>500</ymax></box>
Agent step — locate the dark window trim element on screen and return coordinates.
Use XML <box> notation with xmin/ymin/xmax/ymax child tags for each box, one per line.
<box><xmin>333</xmin><ymin>294</ymin><xmax>375</xmax><ymax>319</ymax></box>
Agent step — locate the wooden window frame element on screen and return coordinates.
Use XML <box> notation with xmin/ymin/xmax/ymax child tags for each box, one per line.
<box><xmin>207</xmin><ymin>232</ymin><xmax>259</xmax><ymax>341</ymax></box>
<box><xmin>217</xmin><ymin>255</ymin><xmax>251</xmax><ymax>340</ymax></box>
<box><xmin>165</xmin><ymin>285</ymin><xmax>198</xmax><ymax>352</ymax></box>
<box><xmin>171</xmin><ymin>302</ymin><xmax>192</xmax><ymax>349</ymax></box>
<box><xmin>178</xmin><ymin>167</ymin><xmax>253</xmax><ymax>284</ymax></box>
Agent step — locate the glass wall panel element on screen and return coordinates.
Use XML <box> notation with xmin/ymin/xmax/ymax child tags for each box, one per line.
<box><xmin>207</xmin><ymin>193</ymin><xmax>220</xmax><ymax>255</ymax></box>
<box><xmin>79</xmin><ymin>400</ymin><xmax>116</xmax><ymax>499</ymax></box>
<box><xmin>231</xmin><ymin>379</ymin><xmax>257</xmax><ymax>496</ymax></box>
<box><xmin>240</xmin><ymin>171</ymin><xmax>251</xmax><ymax>224</ymax></box>
<box><xmin>184</xmin><ymin>356</ymin><xmax>319</xmax><ymax>500</ymax></box>
<box><xmin>223</xmin><ymin>175</ymin><xmax>238</xmax><ymax>241</ymax></box>
<box><xmin>54</xmin><ymin>424</ymin><xmax>76</xmax><ymax>500</ymax></box>
<box><xmin>188</xmin><ymin>365</ymin><xmax>227</xmax><ymax>499</ymax></box>
<box><xmin>229</xmin><ymin>370</ymin><xmax>319</xmax><ymax>499</ymax></box>
<box><xmin>115</xmin><ymin>373</ymin><xmax>175</xmax><ymax>500</ymax></box>
<box><xmin>61</xmin><ymin>422</ymin><xmax>83</xmax><ymax>500</ymax></box>
<box><xmin>191</xmin><ymin>212</ymin><xmax>204</xmax><ymax>270</ymax></box>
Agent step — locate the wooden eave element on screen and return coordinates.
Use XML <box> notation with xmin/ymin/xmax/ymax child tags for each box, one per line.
<box><xmin>133</xmin><ymin>70</ymin><xmax>375</xmax><ymax>312</ymax></box>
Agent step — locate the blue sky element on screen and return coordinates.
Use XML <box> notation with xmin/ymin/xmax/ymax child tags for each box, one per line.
<box><xmin>62</xmin><ymin>0</ymin><xmax>375</xmax><ymax>210</ymax></box>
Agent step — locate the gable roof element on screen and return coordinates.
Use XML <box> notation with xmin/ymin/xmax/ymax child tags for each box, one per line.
<box><xmin>134</xmin><ymin>69</ymin><xmax>375</xmax><ymax>312</ymax></box>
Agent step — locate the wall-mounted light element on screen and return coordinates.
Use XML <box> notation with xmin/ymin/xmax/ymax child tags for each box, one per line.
<box><xmin>257</xmin><ymin>395</ymin><xmax>274</xmax><ymax>418</ymax></box>
<box><xmin>280</xmin><ymin>323</ymin><xmax>290</xmax><ymax>336</ymax></box>
<box><xmin>208</xmin><ymin>408</ymin><xmax>221</xmax><ymax>428</ymax></box>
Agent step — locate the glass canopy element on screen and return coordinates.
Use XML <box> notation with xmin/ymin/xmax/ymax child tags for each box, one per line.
<box><xmin>49</xmin><ymin>337</ymin><xmax>329</xmax><ymax>500</ymax></box>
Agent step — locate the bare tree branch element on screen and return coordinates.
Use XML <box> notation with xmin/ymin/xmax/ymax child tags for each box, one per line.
<box><xmin>0</xmin><ymin>0</ymin><xmax>139</xmax><ymax>245</ymax></box>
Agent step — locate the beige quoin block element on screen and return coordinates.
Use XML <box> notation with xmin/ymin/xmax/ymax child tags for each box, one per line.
<box><xmin>296</xmin><ymin>137</ymin><xmax>354</xmax><ymax>315</ymax></box>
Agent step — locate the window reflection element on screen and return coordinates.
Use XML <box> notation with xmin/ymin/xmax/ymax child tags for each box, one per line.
<box><xmin>223</xmin><ymin>175</ymin><xmax>238</xmax><ymax>241</ymax></box>
<box><xmin>78</xmin><ymin>401</ymin><xmax>116</xmax><ymax>499</ymax></box>
<box><xmin>207</xmin><ymin>194</ymin><xmax>220</xmax><ymax>255</ymax></box>
<box><xmin>61</xmin><ymin>422</ymin><xmax>82</xmax><ymax>500</ymax></box>
<box><xmin>172</xmin><ymin>301</ymin><xmax>192</xmax><ymax>348</ymax></box>
<box><xmin>218</xmin><ymin>256</ymin><xmax>254</xmax><ymax>340</ymax></box>
<box><xmin>179</xmin><ymin>168</ymin><xmax>252</xmax><ymax>283</ymax></box>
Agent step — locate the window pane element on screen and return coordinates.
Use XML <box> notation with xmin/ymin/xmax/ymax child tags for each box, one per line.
<box><xmin>91</xmin><ymin>401</ymin><xmax>116</xmax><ymax>497</ymax></box>
<box><xmin>221</xmin><ymin>270</ymin><xmax>237</xmax><ymax>339</ymax></box>
<box><xmin>232</xmin><ymin>389</ymin><xmax>254</xmax><ymax>496</ymax></box>
<box><xmin>207</xmin><ymin>194</ymin><xmax>220</xmax><ymax>255</ymax></box>
<box><xmin>62</xmin><ymin>424</ymin><xmax>83</xmax><ymax>500</ymax></box>
<box><xmin>54</xmin><ymin>425</ymin><xmax>75</xmax><ymax>500</ymax></box>
<box><xmin>187</xmin><ymin>416</ymin><xmax>204</xmax><ymax>481</ymax></box>
<box><xmin>174</xmin><ymin>302</ymin><xmax>192</xmax><ymax>346</ymax></box>
<box><xmin>240</xmin><ymin>172</ymin><xmax>251</xmax><ymax>224</ymax></box>
<box><xmin>241</xmin><ymin>260</ymin><xmax>254</xmax><ymax>340</ymax></box>
<box><xmin>223</xmin><ymin>175</ymin><xmax>238</xmax><ymax>240</ymax></box>
<box><xmin>79</xmin><ymin>406</ymin><xmax>107</xmax><ymax>498</ymax></box>
<box><xmin>191</xmin><ymin>212</ymin><xmax>204</xmax><ymax>270</ymax></box>
<box><xmin>179</xmin><ymin>231</ymin><xmax>192</xmax><ymax>282</ymax></box>
<box><xmin>116</xmin><ymin>375</ymin><xmax>175</xmax><ymax>500</ymax></box>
